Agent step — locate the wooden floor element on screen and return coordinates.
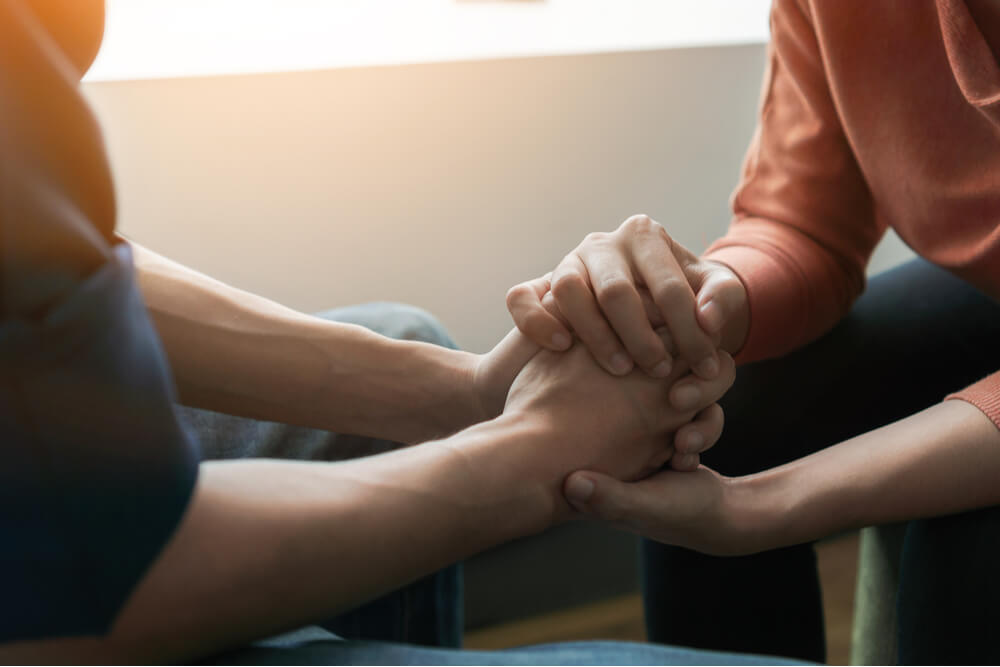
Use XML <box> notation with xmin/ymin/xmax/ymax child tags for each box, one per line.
<box><xmin>466</xmin><ymin>532</ymin><xmax>860</xmax><ymax>665</ymax></box>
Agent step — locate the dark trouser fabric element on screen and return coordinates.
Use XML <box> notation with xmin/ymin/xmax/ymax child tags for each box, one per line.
<box><xmin>896</xmin><ymin>505</ymin><xmax>1000</xmax><ymax>665</ymax></box>
<box><xmin>641</xmin><ymin>258</ymin><xmax>1000</xmax><ymax>663</ymax></box>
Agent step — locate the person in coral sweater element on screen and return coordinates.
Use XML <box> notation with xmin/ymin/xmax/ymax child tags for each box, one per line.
<box><xmin>508</xmin><ymin>0</ymin><xmax>1000</xmax><ymax>663</ymax></box>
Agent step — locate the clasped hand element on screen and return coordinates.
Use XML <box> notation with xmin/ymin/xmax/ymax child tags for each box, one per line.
<box><xmin>499</xmin><ymin>214</ymin><xmax>754</xmax><ymax>553</ymax></box>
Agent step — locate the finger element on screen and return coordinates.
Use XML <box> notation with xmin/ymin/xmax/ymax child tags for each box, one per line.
<box><xmin>488</xmin><ymin>327</ymin><xmax>543</xmax><ymax>382</ymax></box>
<box><xmin>638</xmin><ymin>287</ymin><xmax>666</xmax><ymax>328</ymax></box>
<box><xmin>652</xmin><ymin>327</ymin><xmax>681</xmax><ymax>368</ymax></box>
<box><xmin>550</xmin><ymin>255</ymin><xmax>633</xmax><ymax>375</ymax></box>
<box><xmin>652</xmin><ymin>444</ymin><xmax>676</xmax><ymax>472</ymax></box>
<box><xmin>668</xmin><ymin>351</ymin><xmax>736</xmax><ymax>412</ymax></box>
<box><xmin>692</xmin><ymin>261</ymin><xmax>747</xmax><ymax>337</ymax></box>
<box><xmin>564</xmin><ymin>471</ymin><xmax>643</xmax><ymax>526</ymax></box>
<box><xmin>674</xmin><ymin>403</ymin><xmax>725</xmax><ymax>456</ymax></box>
<box><xmin>506</xmin><ymin>273</ymin><xmax>572</xmax><ymax>351</ymax></box>
<box><xmin>628</xmin><ymin>226</ymin><xmax>720</xmax><ymax>379</ymax></box>
<box><xmin>578</xmin><ymin>245</ymin><xmax>672</xmax><ymax>377</ymax></box>
<box><xmin>670</xmin><ymin>452</ymin><xmax>700</xmax><ymax>472</ymax></box>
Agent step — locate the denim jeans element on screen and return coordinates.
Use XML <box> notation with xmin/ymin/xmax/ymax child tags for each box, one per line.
<box><xmin>641</xmin><ymin>259</ymin><xmax>1000</xmax><ymax>663</ymax></box>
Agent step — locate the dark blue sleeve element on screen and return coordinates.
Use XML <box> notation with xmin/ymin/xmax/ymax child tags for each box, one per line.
<box><xmin>0</xmin><ymin>0</ymin><xmax>200</xmax><ymax>642</ymax></box>
<box><xmin>0</xmin><ymin>245</ymin><xmax>200</xmax><ymax>642</ymax></box>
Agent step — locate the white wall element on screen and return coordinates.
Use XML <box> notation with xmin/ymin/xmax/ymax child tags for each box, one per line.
<box><xmin>84</xmin><ymin>44</ymin><xmax>912</xmax><ymax>353</ymax></box>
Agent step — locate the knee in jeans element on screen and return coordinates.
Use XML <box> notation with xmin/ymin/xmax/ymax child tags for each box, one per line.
<box><xmin>384</xmin><ymin>303</ymin><xmax>456</xmax><ymax>349</ymax></box>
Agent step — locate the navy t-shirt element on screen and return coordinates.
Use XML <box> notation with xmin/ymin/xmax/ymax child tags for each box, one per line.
<box><xmin>1</xmin><ymin>0</ymin><xmax>199</xmax><ymax>642</ymax></box>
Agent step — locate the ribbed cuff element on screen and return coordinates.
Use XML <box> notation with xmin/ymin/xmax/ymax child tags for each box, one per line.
<box><xmin>946</xmin><ymin>371</ymin><xmax>1000</xmax><ymax>432</ymax></box>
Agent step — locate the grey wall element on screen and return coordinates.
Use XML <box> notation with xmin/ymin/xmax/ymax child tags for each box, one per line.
<box><xmin>84</xmin><ymin>43</ymin><xmax>912</xmax><ymax>353</ymax></box>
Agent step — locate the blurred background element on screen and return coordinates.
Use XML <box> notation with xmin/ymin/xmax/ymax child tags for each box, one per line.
<box><xmin>81</xmin><ymin>1</ymin><xmax>915</xmax><ymax>659</ymax></box>
<box><xmin>82</xmin><ymin>0</ymin><xmax>913</xmax><ymax>355</ymax></box>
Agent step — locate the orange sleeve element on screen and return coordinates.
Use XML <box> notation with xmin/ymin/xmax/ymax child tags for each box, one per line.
<box><xmin>703</xmin><ymin>0</ymin><xmax>886</xmax><ymax>363</ymax></box>
<box><xmin>948</xmin><ymin>372</ymin><xmax>1000</xmax><ymax>432</ymax></box>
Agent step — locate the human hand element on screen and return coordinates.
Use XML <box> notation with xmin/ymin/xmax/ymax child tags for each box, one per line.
<box><xmin>506</xmin><ymin>214</ymin><xmax>749</xmax><ymax>384</ymax></box>
<box><xmin>504</xmin><ymin>335</ymin><xmax>735</xmax><ymax>514</ymax></box>
<box><xmin>563</xmin><ymin>465</ymin><xmax>758</xmax><ymax>556</ymax></box>
<box><xmin>469</xmin><ymin>328</ymin><xmax>543</xmax><ymax>424</ymax></box>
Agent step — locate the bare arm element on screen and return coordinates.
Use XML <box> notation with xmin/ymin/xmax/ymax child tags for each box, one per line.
<box><xmin>0</xmin><ymin>415</ymin><xmax>551</xmax><ymax>663</ymax></box>
<box><xmin>745</xmin><ymin>400</ymin><xmax>1000</xmax><ymax>549</ymax></box>
<box><xmin>0</xmin><ymin>339</ymin><xmax>737</xmax><ymax>663</ymax></box>
<box><xmin>566</xmin><ymin>399</ymin><xmax>1000</xmax><ymax>556</ymax></box>
<box><xmin>128</xmin><ymin>240</ymin><xmax>516</xmax><ymax>444</ymax></box>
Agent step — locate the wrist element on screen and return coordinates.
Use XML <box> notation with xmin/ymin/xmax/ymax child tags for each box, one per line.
<box><xmin>374</xmin><ymin>340</ymin><xmax>487</xmax><ymax>443</ymax></box>
<box><xmin>723</xmin><ymin>467</ymin><xmax>798</xmax><ymax>554</ymax></box>
<box><xmin>442</xmin><ymin>347</ymin><xmax>494</xmax><ymax>433</ymax></box>
<box><xmin>451</xmin><ymin>409</ymin><xmax>562</xmax><ymax>533</ymax></box>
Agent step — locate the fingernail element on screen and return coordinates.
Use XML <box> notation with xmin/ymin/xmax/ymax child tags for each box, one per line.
<box><xmin>610</xmin><ymin>353</ymin><xmax>633</xmax><ymax>375</ymax></box>
<box><xmin>695</xmin><ymin>356</ymin><xmax>719</xmax><ymax>378</ymax></box>
<box><xmin>651</xmin><ymin>359</ymin><xmax>672</xmax><ymax>378</ymax></box>
<box><xmin>673</xmin><ymin>384</ymin><xmax>701</xmax><ymax>410</ymax></box>
<box><xmin>683</xmin><ymin>431</ymin><xmax>705</xmax><ymax>453</ymax></box>
<box><xmin>566</xmin><ymin>476</ymin><xmax>595</xmax><ymax>504</ymax></box>
<box><xmin>552</xmin><ymin>332</ymin><xmax>571</xmax><ymax>350</ymax></box>
<box><xmin>700</xmin><ymin>300</ymin><xmax>723</xmax><ymax>333</ymax></box>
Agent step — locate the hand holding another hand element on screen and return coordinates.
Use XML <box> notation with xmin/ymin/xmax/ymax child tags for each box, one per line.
<box><xmin>563</xmin><ymin>465</ymin><xmax>755</xmax><ymax>556</ymax></box>
<box><xmin>506</xmin><ymin>214</ymin><xmax>749</xmax><ymax>384</ymax></box>
<box><xmin>501</xmin><ymin>329</ymin><xmax>735</xmax><ymax>516</ymax></box>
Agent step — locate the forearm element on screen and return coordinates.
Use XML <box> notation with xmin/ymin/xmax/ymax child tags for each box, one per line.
<box><xmin>737</xmin><ymin>400</ymin><xmax>1000</xmax><ymax>551</ymax></box>
<box><xmin>128</xmin><ymin>240</ymin><xmax>483</xmax><ymax>443</ymax></box>
<box><xmin>0</xmin><ymin>413</ymin><xmax>555</xmax><ymax>663</ymax></box>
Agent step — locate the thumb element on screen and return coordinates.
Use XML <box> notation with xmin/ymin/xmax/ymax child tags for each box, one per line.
<box><xmin>489</xmin><ymin>327</ymin><xmax>542</xmax><ymax>380</ymax></box>
<box><xmin>693</xmin><ymin>263</ymin><xmax>746</xmax><ymax>337</ymax></box>
<box><xmin>564</xmin><ymin>471</ymin><xmax>640</xmax><ymax>524</ymax></box>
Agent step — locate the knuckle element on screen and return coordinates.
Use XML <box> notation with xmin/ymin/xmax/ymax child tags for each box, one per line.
<box><xmin>594</xmin><ymin>276</ymin><xmax>635</xmax><ymax>308</ymax></box>
<box><xmin>653</xmin><ymin>277</ymin><xmax>693</xmax><ymax>309</ymax></box>
<box><xmin>540</xmin><ymin>291</ymin><xmax>561</xmax><ymax>317</ymax></box>
<box><xmin>581</xmin><ymin>231</ymin><xmax>608</xmax><ymax>247</ymax></box>
<box><xmin>622</xmin><ymin>214</ymin><xmax>668</xmax><ymax>240</ymax></box>
<box><xmin>523</xmin><ymin>311</ymin><xmax>554</xmax><ymax>338</ymax></box>
<box><xmin>550</xmin><ymin>271</ymin><xmax>588</xmax><ymax>300</ymax></box>
<box><xmin>633</xmin><ymin>342</ymin><xmax>664</xmax><ymax>366</ymax></box>
<box><xmin>623</xmin><ymin>213</ymin><xmax>654</xmax><ymax>231</ymax></box>
<box><xmin>505</xmin><ymin>283</ymin><xmax>531</xmax><ymax>307</ymax></box>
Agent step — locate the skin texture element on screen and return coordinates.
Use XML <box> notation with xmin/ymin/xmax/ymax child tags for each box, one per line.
<box><xmin>566</xmin><ymin>399</ymin><xmax>1000</xmax><ymax>557</ymax></box>
<box><xmin>0</xmin><ymin>332</ymin><xmax>736</xmax><ymax>664</ymax></box>
<box><xmin>130</xmin><ymin>241</ymin><xmax>524</xmax><ymax>445</ymax></box>
<box><xmin>1</xmin><ymin>7</ymin><xmax>739</xmax><ymax>659</ymax></box>
<box><xmin>508</xmin><ymin>230</ymin><xmax>742</xmax><ymax>471</ymax></box>
<box><xmin>507</xmin><ymin>214</ymin><xmax>750</xmax><ymax>383</ymax></box>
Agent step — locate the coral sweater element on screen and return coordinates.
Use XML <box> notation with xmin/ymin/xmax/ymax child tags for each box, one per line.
<box><xmin>705</xmin><ymin>0</ymin><xmax>1000</xmax><ymax>429</ymax></box>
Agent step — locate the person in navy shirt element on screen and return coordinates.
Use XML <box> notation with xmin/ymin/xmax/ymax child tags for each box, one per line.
<box><xmin>0</xmin><ymin>1</ymin><xmax>747</xmax><ymax>663</ymax></box>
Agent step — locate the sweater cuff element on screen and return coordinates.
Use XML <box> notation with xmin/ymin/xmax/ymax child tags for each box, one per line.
<box><xmin>946</xmin><ymin>371</ymin><xmax>1000</xmax><ymax>432</ymax></box>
